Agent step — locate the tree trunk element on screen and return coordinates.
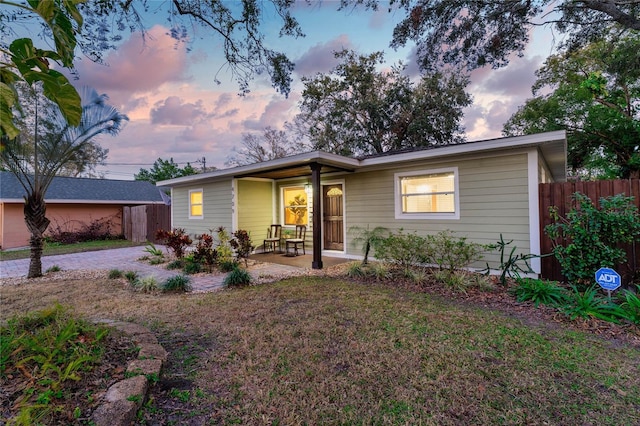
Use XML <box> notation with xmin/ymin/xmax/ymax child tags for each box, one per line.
<box><xmin>24</xmin><ymin>191</ymin><xmax>50</xmax><ymax>278</ymax></box>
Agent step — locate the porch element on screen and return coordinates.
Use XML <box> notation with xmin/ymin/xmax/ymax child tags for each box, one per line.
<box><xmin>249</xmin><ymin>251</ymin><xmax>350</xmax><ymax>269</ymax></box>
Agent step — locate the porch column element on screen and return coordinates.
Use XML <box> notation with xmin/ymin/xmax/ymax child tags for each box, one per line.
<box><xmin>310</xmin><ymin>162</ymin><xmax>323</xmax><ymax>269</ymax></box>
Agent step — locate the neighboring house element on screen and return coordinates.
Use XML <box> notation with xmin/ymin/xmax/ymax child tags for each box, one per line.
<box><xmin>0</xmin><ymin>172</ymin><xmax>167</xmax><ymax>249</ymax></box>
<box><xmin>157</xmin><ymin>131</ymin><xmax>567</xmax><ymax>274</ymax></box>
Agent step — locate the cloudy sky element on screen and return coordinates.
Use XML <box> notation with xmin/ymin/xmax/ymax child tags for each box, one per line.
<box><xmin>64</xmin><ymin>2</ymin><xmax>555</xmax><ymax>180</ymax></box>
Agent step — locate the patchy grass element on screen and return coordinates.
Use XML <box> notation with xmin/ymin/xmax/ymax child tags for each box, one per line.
<box><xmin>1</xmin><ymin>276</ymin><xmax>639</xmax><ymax>425</ymax></box>
<box><xmin>0</xmin><ymin>239</ymin><xmax>143</xmax><ymax>261</ymax></box>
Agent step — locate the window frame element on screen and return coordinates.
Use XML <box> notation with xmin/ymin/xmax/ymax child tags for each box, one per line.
<box><xmin>280</xmin><ymin>185</ymin><xmax>309</xmax><ymax>227</ymax></box>
<box><xmin>189</xmin><ymin>188</ymin><xmax>204</xmax><ymax>219</ymax></box>
<box><xmin>394</xmin><ymin>167</ymin><xmax>460</xmax><ymax>220</ymax></box>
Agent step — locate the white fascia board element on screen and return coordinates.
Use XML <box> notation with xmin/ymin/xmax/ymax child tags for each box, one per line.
<box><xmin>360</xmin><ymin>131</ymin><xmax>567</xmax><ymax>168</ymax></box>
<box><xmin>156</xmin><ymin>151</ymin><xmax>360</xmax><ymax>187</ymax></box>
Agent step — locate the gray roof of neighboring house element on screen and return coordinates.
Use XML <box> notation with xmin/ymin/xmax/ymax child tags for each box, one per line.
<box><xmin>0</xmin><ymin>171</ymin><xmax>166</xmax><ymax>204</ymax></box>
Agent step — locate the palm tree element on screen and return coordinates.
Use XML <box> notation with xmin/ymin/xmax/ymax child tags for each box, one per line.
<box><xmin>349</xmin><ymin>225</ymin><xmax>389</xmax><ymax>265</ymax></box>
<box><xmin>1</xmin><ymin>87</ymin><xmax>128</xmax><ymax>278</ymax></box>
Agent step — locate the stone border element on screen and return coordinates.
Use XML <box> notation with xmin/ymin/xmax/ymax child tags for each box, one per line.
<box><xmin>91</xmin><ymin>320</ymin><xmax>167</xmax><ymax>426</ymax></box>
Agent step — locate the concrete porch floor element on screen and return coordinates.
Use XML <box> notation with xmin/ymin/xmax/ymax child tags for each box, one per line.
<box><xmin>249</xmin><ymin>251</ymin><xmax>350</xmax><ymax>269</ymax></box>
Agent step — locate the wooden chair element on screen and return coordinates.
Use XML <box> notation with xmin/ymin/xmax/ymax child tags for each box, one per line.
<box><xmin>285</xmin><ymin>225</ymin><xmax>306</xmax><ymax>256</ymax></box>
<box><xmin>263</xmin><ymin>224</ymin><xmax>282</xmax><ymax>253</ymax></box>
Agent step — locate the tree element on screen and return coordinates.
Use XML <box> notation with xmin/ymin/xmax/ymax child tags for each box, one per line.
<box><xmin>135</xmin><ymin>158</ymin><xmax>199</xmax><ymax>184</ymax></box>
<box><xmin>503</xmin><ymin>33</ymin><xmax>640</xmax><ymax>179</ymax></box>
<box><xmin>1</xmin><ymin>1</ymin><xmax>305</xmax><ymax>140</ymax></box>
<box><xmin>0</xmin><ymin>87</ymin><xmax>127</xmax><ymax>278</ymax></box>
<box><xmin>226</xmin><ymin>125</ymin><xmax>309</xmax><ymax>166</ymax></box>
<box><xmin>1</xmin><ymin>0</ymin><xmax>83</xmax><ymax>138</ymax></box>
<box><xmin>296</xmin><ymin>50</ymin><xmax>470</xmax><ymax>157</ymax></box>
<box><xmin>348</xmin><ymin>0</ymin><xmax>640</xmax><ymax>73</ymax></box>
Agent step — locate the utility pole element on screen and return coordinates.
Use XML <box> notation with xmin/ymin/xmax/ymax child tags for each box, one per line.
<box><xmin>201</xmin><ymin>157</ymin><xmax>206</xmax><ymax>172</ymax></box>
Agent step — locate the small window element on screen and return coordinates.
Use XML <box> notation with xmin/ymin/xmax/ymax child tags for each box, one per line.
<box><xmin>189</xmin><ymin>189</ymin><xmax>203</xmax><ymax>219</ymax></box>
<box><xmin>395</xmin><ymin>168</ymin><xmax>459</xmax><ymax>220</ymax></box>
<box><xmin>283</xmin><ymin>187</ymin><xmax>308</xmax><ymax>225</ymax></box>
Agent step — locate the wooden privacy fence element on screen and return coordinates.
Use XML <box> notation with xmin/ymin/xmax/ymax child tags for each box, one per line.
<box><xmin>123</xmin><ymin>204</ymin><xmax>171</xmax><ymax>243</ymax></box>
<box><xmin>539</xmin><ymin>179</ymin><xmax>640</xmax><ymax>284</ymax></box>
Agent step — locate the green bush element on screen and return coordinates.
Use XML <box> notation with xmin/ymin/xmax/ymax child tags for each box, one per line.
<box><xmin>619</xmin><ymin>285</ymin><xmax>640</xmax><ymax>324</ymax></box>
<box><xmin>183</xmin><ymin>256</ymin><xmax>203</xmax><ymax>275</ymax></box>
<box><xmin>219</xmin><ymin>259</ymin><xmax>239</xmax><ymax>273</ymax></box>
<box><xmin>162</xmin><ymin>275</ymin><xmax>192</xmax><ymax>293</ymax></box>
<box><xmin>166</xmin><ymin>259</ymin><xmax>184</xmax><ymax>270</ymax></box>
<box><xmin>561</xmin><ymin>286</ymin><xmax>627</xmax><ymax>323</ymax></box>
<box><xmin>346</xmin><ymin>261</ymin><xmax>366</xmax><ymax>278</ymax></box>
<box><xmin>223</xmin><ymin>266</ymin><xmax>252</xmax><ymax>287</ymax></box>
<box><xmin>373</xmin><ymin>229</ymin><xmax>430</xmax><ymax>270</ymax></box>
<box><xmin>215</xmin><ymin>227</ymin><xmax>235</xmax><ymax>266</ymax></box>
<box><xmin>545</xmin><ymin>193</ymin><xmax>640</xmax><ymax>289</ymax></box>
<box><xmin>124</xmin><ymin>271</ymin><xmax>138</xmax><ymax>284</ymax></box>
<box><xmin>427</xmin><ymin>230</ymin><xmax>485</xmax><ymax>273</ymax></box>
<box><xmin>510</xmin><ymin>278</ymin><xmax>567</xmax><ymax>307</ymax></box>
<box><xmin>108</xmin><ymin>269</ymin><xmax>123</xmax><ymax>279</ymax></box>
<box><xmin>485</xmin><ymin>234</ymin><xmax>537</xmax><ymax>285</ymax></box>
<box><xmin>135</xmin><ymin>276</ymin><xmax>159</xmax><ymax>293</ymax></box>
<box><xmin>348</xmin><ymin>225</ymin><xmax>390</xmax><ymax>264</ymax></box>
<box><xmin>45</xmin><ymin>265</ymin><xmax>61</xmax><ymax>273</ymax></box>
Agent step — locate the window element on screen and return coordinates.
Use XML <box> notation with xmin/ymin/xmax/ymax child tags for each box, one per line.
<box><xmin>282</xmin><ymin>187</ymin><xmax>308</xmax><ymax>225</ymax></box>
<box><xmin>395</xmin><ymin>168</ymin><xmax>459</xmax><ymax>220</ymax></box>
<box><xmin>189</xmin><ymin>189</ymin><xmax>203</xmax><ymax>219</ymax></box>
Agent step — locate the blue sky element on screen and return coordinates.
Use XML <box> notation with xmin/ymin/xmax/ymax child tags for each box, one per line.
<box><xmin>60</xmin><ymin>2</ymin><xmax>554</xmax><ymax>179</ymax></box>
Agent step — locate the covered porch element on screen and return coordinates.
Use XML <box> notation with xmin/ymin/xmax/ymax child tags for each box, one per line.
<box><xmin>249</xmin><ymin>251</ymin><xmax>351</xmax><ymax>269</ymax></box>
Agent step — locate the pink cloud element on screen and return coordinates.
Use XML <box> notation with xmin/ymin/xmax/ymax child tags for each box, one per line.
<box><xmin>150</xmin><ymin>96</ymin><xmax>207</xmax><ymax>125</ymax></box>
<box><xmin>72</xmin><ymin>25</ymin><xmax>189</xmax><ymax>95</ymax></box>
<box><xmin>294</xmin><ymin>35</ymin><xmax>354</xmax><ymax>76</ymax></box>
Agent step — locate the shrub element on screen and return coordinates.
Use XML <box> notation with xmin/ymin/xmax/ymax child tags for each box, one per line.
<box><xmin>124</xmin><ymin>271</ymin><xmax>138</xmax><ymax>284</ymax></box>
<box><xmin>370</xmin><ymin>262</ymin><xmax>392</xmax><ymax>281</ymax></box>
<box><xmin>45</xmin><ymin>265</ymin><xmax>61</xmax><ymax>273</ymax></box>
<box><xmin>433</xmin><ymin>269</ymin><xmax>472</xmax><ymax>293</ymax></box>
<box><xmin>485</xmin><ymin>234</ymin><xmax>537</xmax><ymax>285</ymax></box>
<box><xmin>166</xmin><ymin>259</ymin><xmax>184</xmax><ymax>270</ymax></box>
<box><xmin>427</xmin><ymin>230</ymin><xmax>485</xmax><ymax>273</ymax></box>
<box><xmin>619</xmin><ymin>285</ymin><xmax>640</xmax><ymax>324</ymax></box>
<box><xmin>214</xmin><ymin>227</ymin><xmax>235</xmax><ymax>266</ymax></box>
<box><xmin>231</xmin><ymin>229</ymin><xmax>254</xmax><ymax>265</ymax></box>
<box><xmin>45</xmin><ymin>215</ymin><xmax>121</xmax><ymax>244</ymax></box>
<box><xmin>163</xmin><ymin>275</ymin><xmax>192</xmax><ymax>293</ymax></box>
<box><xmin>219</xmin><ymin>259</ymin><xmax>239</xmax><ymax>273</ymax></box>
<box><xmin>108</xmin><ymin>269</ymin><xmax>123</xmax><ymax>279</ymax></box>
<box><xmin>183</xmin><ymin>258</ymin><xmax>203</xmax><ymax>275</ymax></box>
<box><xmin>135</xmin><ymin>276</ymin><xmax>159</xmax><ymax>293</ymax></box>
<box><xmin>348</xmin><ymin>225</ymin><xmax>390</xmax><ymax>264</ymax></box>
<box><xmin>193</xmin><ymin>233</ymin><xmax>217</xmax><ymax>271</ymax></box>
<box><xmin>155</xmin><ymin>228</ymin><xmax>193</xmax><ymax>259</ymax></box>
<box><xmin>510</xmin><ymin>278</ymin><xmax>567</xmax><ymax>307</ymax></box>
<box><xmin>373</xmin><ymin>229</ymin><xmax>430</xmax><ymax>270</ymax></box>
<box><xmin>223</xmin><ymin>266</ymin><xmax>252</xmax><ymax>287</ymax></box>
<box><xmin>561</xmin><ymin>286</ymin><xmax>627</xmax><ymax>323</ymax></box>
<box><xmin>545</xmin><ymin>192</ymin><xmax>640</xmax><ymax>289</ymax></box>
<box><xmin>144</xmin><ymin>242</ymin><xmax>164</xmax><ymax>257</ymax></box>
<box><xmin>346</xmin><ymin>261</ymin><xmax>366</xmax><ymax>278</ymax></box>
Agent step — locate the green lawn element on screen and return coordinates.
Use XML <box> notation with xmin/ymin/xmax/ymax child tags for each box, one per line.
<box><xmin>0</xmin><ymin>239</ymin><xmax>144</xmax><ymax>261</ymax></box>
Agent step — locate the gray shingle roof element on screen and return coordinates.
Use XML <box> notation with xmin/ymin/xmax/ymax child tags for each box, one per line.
<box><xmin>0</xmin><ymin>171</ymin><xmax>165</xmax><ymax>203</ymax></box>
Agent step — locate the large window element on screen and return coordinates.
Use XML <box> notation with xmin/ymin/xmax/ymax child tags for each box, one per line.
<box><xmin>282</xmin><ymin>187</ymin><xmax>308</xmax><ymax>225</ymax></box>
<box><xmin>395</xmin><ymin>168</ymin><xmax>459</xmax><ymax>219</ymax></box>
<box><xmin>189</xmin><ymin>189</ymin><xmax>203</xmax><ymax>219</ymax></box>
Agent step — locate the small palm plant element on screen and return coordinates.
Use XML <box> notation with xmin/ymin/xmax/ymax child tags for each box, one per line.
<box><xmin>348</xmin><ymin>225</ymin><xmax>389</xmax><ymax>265</ymax></box>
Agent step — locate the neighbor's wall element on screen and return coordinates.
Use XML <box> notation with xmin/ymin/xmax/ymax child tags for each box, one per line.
<box><xmin>343</xmin><ymin>151</ymin><xmax>531</xmax><ymax>270</ymax></box>
<box><xmin>0</xmin><ymin>203</ymin><xmax>122</xmax><ymax>249</ymax></box>
<box><xmin>236</xmin><ymin>179</ymin><xmax>273</xmax><ymax>249</ymax></box>
<box><xmin>171</xmin><ymin>180</ymin><xmax>233</xmax><ymax>237</ymax></box>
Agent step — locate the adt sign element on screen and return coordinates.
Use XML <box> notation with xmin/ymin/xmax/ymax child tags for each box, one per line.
<box><xmin>595</xmin><ymin>267</ymin><xmax>621</xmax><ymax>291</ymax></box>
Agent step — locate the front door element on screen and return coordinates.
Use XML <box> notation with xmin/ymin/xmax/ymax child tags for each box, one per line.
<box><xmin>322</xmin><ymin>184</ymin><xmax>344</xmax><ymax>251</ymax></box>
